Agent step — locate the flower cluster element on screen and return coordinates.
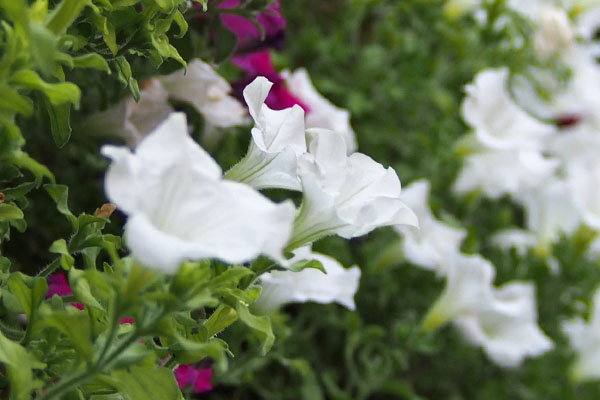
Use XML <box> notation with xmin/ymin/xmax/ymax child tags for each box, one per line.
<box><xmin>450</xmin><ymin>0</ymin><xmax>600</xmax><ymax>378</ymax></box>
<box><xmin>395</xmin><ymin>180</ymin><xmax>553</xmax><ymax>367</ymax></box>
<box><xmin>102</xmin><ymin>75</ymin><xmax>416</xmax><ymax>310</ymax></box>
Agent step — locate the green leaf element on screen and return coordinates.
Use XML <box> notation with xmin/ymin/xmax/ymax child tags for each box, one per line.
<box><xmin>210</xmin><ymin>266</ymin><xmax>254</xmax><ymax>288</ymax></box>
<box><xmin>72</xmin><ymin>53</ymin><xmax>110</xmax><ymax>72</ymax></box>
<box><xmin>10</xmin><ymin>70</ymin><xmax>81</xmax><ymax>107</ymax></box>
<box><xmin>12</xmin><ymin>151</ymin><xmax>55</xmax><ymax>183</ymax></box>
<box><xmin>101</xmin><ymin>366</ymin><xmax>183</xmax><ymax>400</ymax></box>
<box><xmin>46</xmin><ymin>0</ymin><xmax>88</xmax><ymax>34</ymax></box>
<box><xmin>50</xmin><ymin>239</ymin><xmax>75</xmax><ymax>270</ymax></box>
<box><xmin>69</xmin><ymin>269</ymin><xmax>105</xmax><ymax>311</ymax></box>
<box><xmin>236</xmin><ymin>302</ymin><xmax>274</xmax><ymax>355</ymax></box>
<box><xmin>169</xmin><ymin>336</ymin><xmax>229</xmax><ymax>365</ymax></box>
<box><xmin>29</xmin><ymin>22</ymin><xmax>58</xmax><ymax>77</ymax></box>
<box><xmin>39</xmin><ymin>305</ymin><xmax>93</xmax><ymax>359</ymax></box>
<box><xmin>172</xmin><ymin>10</ymin><xmax>188</xmax><ymax>38</ymax></box>
<box><xmin>204</xmin><ymin>305</ymin><xmax>238</xmax><ymax>337</ymax></box>
<box><xmin>45</xmin><ymin>184</ymin><xmax>76</xmax><ymax>225</ymax></box>
<box><xmin>287</xmin><ymin>258</ymin><xmax>326</xmax><ymax>273</ymax></box>
<box><xmin>94</xmin><ymin>14</ymin><xmax>117</xmax><ymax>55</ymax></box>
<box><xmin>0</xmin><ymin>331</ymin><xmax>45</xmax><ymax>400</ymax></box>
<box><xmin>0</xmin><ymin>203</ymin><xmax>24</xmax><ymax>222</ymax></box>
<box><xmin>0</xmin><ymin>83</ymin><xmax>33</xmax><ymax>116</ymax></box>
<box><xmin>113</xmin><ymin>56</ymin><xmax>140</xmax><ymax>101</ymax></box>
<box><xmin>44</xmin><ymin>97</ymin><xmax>72</xmax><ymax>148</ymax></box>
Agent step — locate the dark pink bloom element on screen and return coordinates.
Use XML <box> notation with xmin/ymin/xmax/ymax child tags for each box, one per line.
<box><xmin>46</xmin><ymin>273</ymin><xmax>85</xmax><ymax>310</ymax></box>
<box><xmin>219</xmin><ymin>0</ymin><xmax>286</xmax><ymax>46</ymax></box>
<box><xmin>120</xmin><ymin>317</ymin><xmax>135</xmax><ymax>324</ymax></box>
<box><xmin>232</xmin><ymin>51</ymin><xmax>309</xmax><ymax>111</ymax></box>
<box><xmin>46</xmin><ymin>273</ymin><xmax>72</xmax><ymax>298</ymax></box>
<box><xmin>174</xmin><ymin>365</ymin><xmax>213</xmax><ymax>394</ymax></box>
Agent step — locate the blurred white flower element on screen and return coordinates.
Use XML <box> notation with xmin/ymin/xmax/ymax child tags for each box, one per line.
<box><xmin>102</xmin><ymin>113</ymin><xmax>296</xmax><ymax>272</ymax></box>
<box><xmin>290</xmin><ymin>129</ymin><xmax>418</xmax><ymax>249</ymax></box>
<box><xmin>253</xmin><ymin>246</ymin><xmax>361</xmax><ymax>312</ymax></box>
<box><xmin>568</xmin><ymin>159</ymin><xmax>600</xmax><ymax>230</ymax></box>
<box><xmin>394</xmin><ymin>179</ymin><xmax>466</xmax><ymax>274</ymax></box>
<box><xmin>533</xmin><ymin>7</ymin><xmax>574</xmax><ymax>59</ymax></box>
<box><xmin>517</xmin><ymin>178</ymin><xmax>581</xmax><ymax>247</ymax></box>
<box><xmin>81</xmin><ymin>79</ymin><xmax>173</xmax><ymax>147</ymax></box>
<box><xmin>453</xmin><ymin>149</ymin><xmax>558</xmax><ymax>199</ymax></box>
<box><xmin>158</xmin><ymin>59</ymin><xmax>247</xmax><ymax>128</ymax></box>
<box><xmin>422</xmin><ymin>254</ymin><xmax>495</xmax><ymax>331</ymax></box>
<box><xmin>284</xmin><ymin>68</ymin><xmax>357</xmax><ymax>154</ymax></box>
<box><xmin>454</xmin><ymin>282</ymin><xmax>554</xmax><ymax>367</ymax></box>
<box><xmin>563</xmin><ymin>287</ymin><xmax>600</xmax><ymax>381</ymax></box>
<box><xmin>226</xmin><ymin>77</ymin><xmax>306</xmax><ymax>191</ymax></box>
<box><xmin>462</xmin><ymin>68</ymin><xmax>555</xmax><ymax>150</ymax></box>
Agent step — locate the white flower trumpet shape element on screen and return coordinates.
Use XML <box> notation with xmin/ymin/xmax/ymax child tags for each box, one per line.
<box><xmin>225</xmin><ymin>76</ymin><xmax>306</xmax><ymax>190</ymax></box>
<box><xmin>394</xmin><ymin>179</ymin><xmax>466</xmax><ymax>274</ymax></box>
<box><xmin>253</xmin><ymin>246</ymin><xmax>361</xmax><ymax>312</ymax></box>
<box><xmin>563</xmin><ymin>287</ymin><xmax>600</xmax><ymax>381</ymax></box>
<box><xmin>423</xmin><ymin>254</ymin><xmax>553</xmax><ymax>367</ymax></box>
<box><xmin>101</xmin><ymin>112</ymin><xmax>296</xmax><ymax>272</ymax></box>
<box><xmin>157</xmin><ymin>59</ymin><xmax>247</xmax><ymax>128</ymax></box>
<box><xmin>454</xmin><ymin>282</ymin><xmax>554</xmax><ymax>367</ymax></box>
<box><xmin>289</xmin><ymin>129</ymin><xmax>418</xmax><ymax>249</ymax></box>
<box><xmin>462</xmin><ymin>68</ymin><xmax>555</xmax><ymax>151</ymax></box>
<box><xmin>284</xmin><ymin>68</ymin><xmax>358</xmax><ymax>154</ymax></box>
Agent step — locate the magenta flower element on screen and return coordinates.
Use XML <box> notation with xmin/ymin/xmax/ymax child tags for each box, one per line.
<box><xmin>46</xmin><ymin>273</ymin><xmax>84</xmax><ymax>310</ymax></box>
<box><xmin>219</xmin><ymin>0</ymin><xmax>286</xmax><ymax>49</ymax></box>
<box><xmin>232</xmin><ymin>51</ymin><xmax>309</xmax><ymax>111</ymax></box>
<box><xmin>174</xmin><ymin>365</ymin><xmax>213</xmax><ymax>394</ymax></box>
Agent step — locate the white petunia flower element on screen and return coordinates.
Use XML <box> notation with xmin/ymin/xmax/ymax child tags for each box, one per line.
<box><xmin>394</xmin><ymin>179</ymin><xmax>466</xmax><ymax>274</ymax></box>
<box><xmin>290</xmin><ymin>129</ymin><xmax>418</xmax><ymax>249</ymax></box>
<box><xmin>80</xmin><ymin>79</ymin><xmax>173</xmax><ymax>147</ymax></box>
<box><xmin>462</xmin><ymin>68</ymin><xmax>555</xmax><ymax>151</ymax></box>
<box><xmin>422</xmin><ymin>254</ymin><xmax>495</xmax><ymax>331</ymax></box>
<box><xmin>453</xmin><ymin>149</ymin><xmax>559</xmax><ymax>199</ymax></box>
<box><xmin>253</xmin><ymin>246</ymin><xmax>361</xmax><ymax>312</ymax></box>
<box><xmin>284</xmin><ymin>68</ymin><xmax>358</xmax><ymax>154</ymax></box>
<box><xmin>454</xmin><ymin>282</ymin><xmax>554</xmax><ymax>367</ymax></box>
<box><xmin>158</xmin><ymin>59</ymin><xmax>247</xmax><ymax>128</ymax></box>
<box><xmin>102</xmin><ymin>112</ymin><xmax>296</xmax><ymax>272</ymax></box>
<box><xmin>225</xmin><ymin>77</ymin><xmax>307</xmax><ymax>191</ymax></box>
<box><xmin>568</xmin><ymin>158</ymin><xmax>600</xmax><ymax>230</ymax></box>
<box><xmin>563</xmin><ymin>287</ymin><xmax>600</xmax><ymax>381</ymax></box>
<box><xmin>517</xmin><ymin>178</ymin><xmax>581</xmax><ymax>248</ymax></box>
<box><xmin>533</xmin><ymin>6</ymin><xmax>574</xmax><ymax>59</ymax></box>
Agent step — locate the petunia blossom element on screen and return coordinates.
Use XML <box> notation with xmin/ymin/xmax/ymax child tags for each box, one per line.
<box><xmin>225</xmin><ymin>76</ymin><xmax>306</xmax><ymax>190</ymax></box>
<box><xmin>79</xmin><ymin>79</ymin><xmax>173</xmax><ymax>147</ymax></box>
<box><xmin>290</xmin><ymin>129</ymin><xmax>417</xmax><ymax>249</ymax></box>
<box><xmin>454</xmin><ymin>282</ymin><xmax>554</xmax><ymax>367</ymax></box>
<box><xmin>253</xmin><ymin>246</ymin><xmax>361</xmax><ymax>312</ymax></box>
<box><xmin>157</xmin><ymin>59</ymin><xmax>247</xmax><ymax>128</ymax></box>
<box><xmin>102</xmin><ymin>112</ymin><xmax>296</xmax><ymax>272</ymax></box>
<box><xmin>563</xmin><ymin>287</ymin><xmax>600</xmax><ymax>381</ymax></box>
<box><xmin>46</xmin><ymin>273</ymin><xmax>84</xmax><ymax>310</ymax></box>
<box><xmin>462</xmin><ymin>68</ymin><xmax>555</xmax><ymax>151</ymax></box>
<box><xmin>394</xmin><ymin>179</ymin><xmax>466</xmax><ymax>274</ymax></box>
<box><xmin>284</xmin><ymin>68</ymin><xmax>357</xmax><ymax>154</ymax></box>
<box><xmin>174</xmin><ymin>365</ymin><xmax>213</xmax><ymax>393</ymax></box>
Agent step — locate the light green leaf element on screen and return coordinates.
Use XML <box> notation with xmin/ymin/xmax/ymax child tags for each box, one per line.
<box><xmin>49</xmin><ymin>239</ymin><xmax>75</xmax><ymax>270</ymax></box>
<box><xmin>12</xmin><ymin>151</ymin><xmax>55</xmax><ymax>183</ymax></box>
<box><xmin>39</xmin><ymin>306</ymin><xmax>93</xmax><ymax>359</ymax></box>
<box><xmin>45</xmin><ymin>184</ymin><xmax>76</xmax><ymax>225</ymax></box>
<box><xmin>0</xmin><ymin>203</ymin><xmax>24</xmax><ymax>222</ymax></box>
<box><xmin>46</xmin><ymin>0</ymin><xmax>88</xmax><ymax>34</ymax></box>
<box><xmin>0</xmin><ymin>331</ymin><xmax>45</xmax><ymax>400</ymax></box>
<box><xmin>236</xmin><ymin>302</ymin><xmax>274</xmax><ymax>355</ymax></box>
<box><xmin>11</xmin><ymin>69</ymin><xmax>81</xmax><ymax>107</ymax></box>
<box><xmin>72</xmin><ymin>53</ymin><xmax>110</xmax><ymax>72</ymax></box>
<box><xmin>69</xmin><ymin>269</ymin><xmax>105</xmax><ymax>311</ymax></box>
<box><xmin>101</xmin><ymin>366</ymin><xmax>183</xmax><ymax>400</ymax></box>
<box><xmin>0</xmin><ymin>83</ymin><xmax>33</xmax><ymax>116</ymax></box>
<box><xmin>43</xmin><ymin>97</ymin><xmax>72</xmax><ymax>148</ymax></box>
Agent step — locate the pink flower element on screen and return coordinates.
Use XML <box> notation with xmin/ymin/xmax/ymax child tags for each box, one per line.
<box><xmin>232</xmin><ymin>51</ymin><xmax>309</xmax><ymax>111</ymax></box>
<box><xmin>174</xmin><ymin>365</ymin><xmax>213</xmax><ymax>394</ymax></box>
<box><xmin>46</xmin><ymin>273</ymin><xmax>84</xmax><ymax>310</ymax></box>
<box><xmin>219</xmin><ymin>0</ymin><xmax>286</xmax><ymax>47</ymax></box>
